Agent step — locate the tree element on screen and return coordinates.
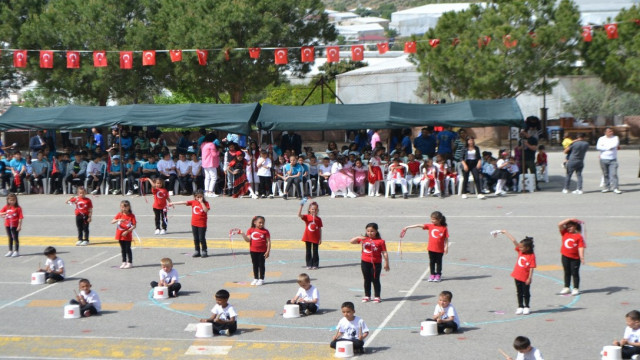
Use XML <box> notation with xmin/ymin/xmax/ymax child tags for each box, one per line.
<box><xmin>414</xmin><ymin>0</ymin><xmax>582</xmax><ymax>99</ymax></box>
<box><xmin>582</xmin><ymin>6</ymin><xmax>640</xmax><ymax>95</ymax></box>
<box><xmin>378</xmin><ymin>4</ymin><xmax>397</xmax><ymax>20</ymax></box>
<box><xmin>564</xmin><ymin>80</ymin><xmax>640</xmax><ymax>121</ymax></box>
<box><xmin>152</xmin><ymin>0</ymin><xmax>337</xmax><ymax>103</ymax></box>
<box><xmin>15</xmin><ymin>0</ymin><xmax>164</xmax><ymax>106</ymax></box>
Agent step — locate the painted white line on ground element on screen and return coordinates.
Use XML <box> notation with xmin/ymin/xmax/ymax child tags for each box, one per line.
<box><xmin>0</xmin><ymin>333</ymin><xmax>328</xmax><ymax>344</ymax></box>
<box><xmin>364</xmin><ymin>266</ymin><xmax>430</xmax><ymax>347</ymax></box>
<box><xmin>0</xmin><ymin>282</ymin><xmax>32</xmax><ymax>284</ymax></box>
<box><xmin>0</xmin><ymin>252</ymin><xmax>120</xmax><ymax>311</ymax></box>
<box><xmin>25</xmin><ymin>213</ymin><xmax>640</xmax><ymax>219</ymax></box>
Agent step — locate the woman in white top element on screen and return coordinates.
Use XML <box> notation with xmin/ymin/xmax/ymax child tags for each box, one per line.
<box><xmin>460</xmin><ymin>138</ymin><xmax>484</xmax><ymax>199</ymax></box>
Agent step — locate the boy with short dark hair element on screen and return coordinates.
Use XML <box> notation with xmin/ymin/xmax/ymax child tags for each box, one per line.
<box><xmin>69</xmin><ymin>278</ymin><xmax>101</xmax><ymax>317</ymax></box>
<box><xmin>38</xmin><ymin>246</ymin><xmax>65</xmax><ymax>284</ymax></box>
<box><xmin>504</xmin><ymin>336</ymin><xmax>543</xmax><ymax>360</ymax></box>
<box><xmin>330</xmin><ymin>301</ymin><xmax>369</xmax><ymax>354</ymax></box>
<box><xmin>200</xmin><ymin>289</ymin><xmax>237</xmax><ymax>336</ymax></box>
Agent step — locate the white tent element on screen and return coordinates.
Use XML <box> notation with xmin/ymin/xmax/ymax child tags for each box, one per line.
<box><xmin>390</xmin><ymin>3</ymin><xmax>480</xmax><ymax>36</ymax></box>
<box><xmin>336</xmin><ymin>55</ymin><xmax>422</xmax><ymax>104</ymax></box>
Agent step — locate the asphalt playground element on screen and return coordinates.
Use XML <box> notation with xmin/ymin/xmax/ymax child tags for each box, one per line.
<box><xmin>0</xmin><ymin>149</ymin><xmax>638</xmax><ymax>360</ymax></box>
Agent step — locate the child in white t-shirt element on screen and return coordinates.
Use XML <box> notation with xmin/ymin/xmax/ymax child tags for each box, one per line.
<box><xmin>504</xmin><ymin>336</ymin><xmax>544</xmax><ymax>360</ymax></box>
<box><xmin>69</xmin><ymin>278</ymin><xmax>101</xmax><ymax>317</ymax></box>
<box><xmin>286</xmin><ymin>273</ymin><xmax>319</xmax><ymax>315</ymax></box>
<box><xmin>38</xmin><ymin>246</ymin><xmax>65</xmax><ymax>284</ymax></box>
<box><xmin>189</xmin><ymin>153</ymin><xmax>203</xmax><ymax>192</ymax></box>
<box><xmin>427</xmin><ymin>290</ymin><xmax>460</xmax><ymax>334</ymax></box>
<box><xmin>330</xmin><ymin>301</ymin><xmax>369</xmax><ymax>354</ymax></box>
<box><xmin>150</xmin><ymin>257</ymin><xmax>181</xmax><ymax>298</ymax></box>
<box><xmin>175</xmin><ymin>153</ymin><xmax>192</xmax><ymax>195</ymax></box>
<box><xmin>200</xmin><ymin>289</ymin><xmax>237</xmax><ymax>336</ymax></box>
<box><xmin>613</xmin><ymin>310</ymin><xmax>640</xmax><ymax>359</ymax></box>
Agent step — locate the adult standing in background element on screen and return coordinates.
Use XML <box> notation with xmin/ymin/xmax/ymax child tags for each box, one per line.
<box><xmin>201</xmin><ymin>133</ymin><xmax>220</xmax><ymax>198</ymax></box>
<box><xmin>452</xmin><ymin>128</ymin><xmax>468</xmax><ymax>171</ymax></box>
<box><xmin>519</xmin><ymin>130</ymin><xmax>540</xmax><ymax>191</ymax></box>
<box><xmin>370</xmin><ymin>130</ymin><xmax>381</xmax><ymax>151</ymax></box>
<box><xmin>280</xmin><ymin>131</ymin><xmax>302</xmax><ymax>156</ymax></box>
<box><xmin>563</xmin><ymin>133</ymin><xmax>589</xmax><ymax>195</ymax></box>
<box><xmin>436</xmin><ymin>126</ymin><xmax>456</xmax><ymax>160</ymax></box>
<box><xmin>413</xmin><ymin>128</ymin><xmax>436</xmax><ymax>159</ymax></box>
<box><xmin>400</xmin><ymin>128</ymin><xmax>413</xmax><ymax>155</ymax></box>
<box><xmin>91</xmin><ymin>128</ymin><xmax>105</xmax><ymax>152</ymax></box>
<box><xmin>29</xmin><ymin>130</ymin><xmax>47</xmax><ymax>158</ymax></box>
<box><xmin>596</xmin><ymin>127</ymin><xmax>622</xmax><ymax>194</ymax></box>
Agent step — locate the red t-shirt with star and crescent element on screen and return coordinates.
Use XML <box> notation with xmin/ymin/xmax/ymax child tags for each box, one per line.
<box><xmin>186</xmin><ymin>200</ymin><xmax>209</xmax><ymax>228</ymax></box>
<box><xmin>152</xmin><ymin>188</ymin><xmax>169</xmax><ymax>209</ymax></box>
<box><xmin>358</xmin><ymin>237</ymin><xmax>387</xmax><ymax>263</ymax></box>
<box><xmin>560</xmin><ymin>229</ymin><xmax>585</xmax><ymax>259</ymax></box>
<box><xmin>301</xmin><ymin>214</ymin><xmax>323</xmax><ymax>244</ymax></box>
<box><xmin>511</xmin><ymin>248</ymin><xmax>536</xmax><ymax>282</ymax></box>
<box><xmin>246</xmin><ymin>227</ymin><xmax>270</xmax><ymax>252</ymax></box>
<box><xmin>1</xmin><ymin>205</ymin><xmax>23</xmax><ymax>227</ymax></box>
<box><xmin>114</xmin><ymin>212</ymin><xmax>137</xmax><ymax>241</ymax></box>
<box><xmin>422</xmin><ymin>223</ymin><xmax>449</xmax><ymax>253</ymax></box>
<box><xmin>69</xmin><ymin>196</ymin><xmax>92</xmax><ymax>216</ymax></box>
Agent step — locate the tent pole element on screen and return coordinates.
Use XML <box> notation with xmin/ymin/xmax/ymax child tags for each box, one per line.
<box><xmin>118</xmin><ymin>125</ymin><xmax>124</xmax><ymax>195</ymax></box>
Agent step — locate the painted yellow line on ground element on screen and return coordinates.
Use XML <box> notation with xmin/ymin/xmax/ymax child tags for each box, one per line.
<box><xmin>536</xmin><ymin>264</ymin><xmax>563</xmax><ymax>271</ymax></box>
<box><xmin>19</xmin><ymin>236</ymin><xmax>427</xmax><ymax>253</ymax></box>
<box><xmin>0</xmin><ymin>336</ymin><xmax>332</xmax><ymax>360</ymax></box>
<box><xmin>588</xmin><ymin>261</ymin><xmax>625</xmax><ymax>268</ymax></box>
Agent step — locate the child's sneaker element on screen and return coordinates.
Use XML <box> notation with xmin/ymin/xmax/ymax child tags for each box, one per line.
<box><xmin>434</xmin><ymin>275</ymin><xmax>441</xmax><ymax>282</ymax></box>
<box><xmin>119</xmin><ymin>262</ymin><xmax>127</xmax><ymax>269</ymax></box>
<box><xmin>45</xmin><ymin>278</ymin><xmax>57</xmax><ymax>284</ymax></box>
<box><xmin>154</xmin><ymin>229</ymin><xmax>160</xmax><ymax>235</ymax></box>
<box><xmin>83</xmin><ymin>310</ymin><xmax>92</xmax><ymax>317</ymax></box>
<box><xmin>361</xmin><ymin>297</ymin><xmax>370</xmax><ymax>303</ymax></box>
<box><xmin>76</xmin><ymin>240</ymin><xmax>83</xmax><ymax>246</ymax></box>
<box><xmin>443</xmin><ymin>327</ymin><xmax>453</xmax><ymax>334</ymax></box>
<box><xmin>159</xmin><ymin>229</ymin><xmax>166</xmax><ymax>235</ymax></box>
<box><xmin>304</xmin><ymin>308</ymin><xmax>312</xmax><ymax>316</ymax></box>
<box><xmin>4</xmin><ymin>251</ymin><xmax>12</xmax><ymax>257</ymax></box>
<box><xmin>201</xmin><ymin>250</ymin><xmax>208</xmax><ymax>258</ymax></box>
<box><xmin>522</xmin><ymin>307</ymin><xmax>530</xmax><ymax>315</ymax></box>
<box><xmin>123</xmin><ymin>262</ymin><xmax>132</xmax><ymax>269</ymax></box>
<box><xmin>80</xmin><ymin>241</ymin><xmax>88</xmax><ymax>246</ymax></box>
<box><xmin>559</xmin><ymin>287</ymin><xmax>571</xmax><ymax>295</ymax></box>
<box><xmin>250</xmin><ymin>279</ymin><xmax>258</xmax><ymax>285</ymax></box>
<box><xmin>515</xmin><ymin>307</ymin><xmax>524</xmax><ymax>315</ymax></box>
<box><xmin>219</xmin><ymin>329</ymin><xmax>230</xmax><ymax>336</ymax></box>
<box><xmin>256</xmin><ymin>279</ymin><xmax>264</xmax><ymax>286</ymax></box>
<box><xmin>427</xmin><ymin>275</ymin><xmax>435</xmax><ymax>282</ymax></box>
<box><xmin>372</xmin><ymin>297</ymin><xmax>381</xmax><ymax>303</ymax></box>
<box><xmin>571</xmin><ymin>288</ymin><xmax>580</xmax><ymax>296</ymax></box>
<box><xmin>192</xmin><ymin>252</ymin><xmax>201</xmax><ymax>258</ymax></box>
<box><xmin>11</xmin><ymin>251</ymin><xmax>19</xmax><ymax>257</ymax></box>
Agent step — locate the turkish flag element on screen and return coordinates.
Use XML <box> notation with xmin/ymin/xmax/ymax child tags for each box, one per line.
<box><xmin>224</xmin><ymin>49</ymin><xmax>230</xmax><ymax>61</ymax></box>
<box><xmin>13</xmin><ymin>50</ymin><xmax>27</xmax><ymax>68</ymax></box>
<box><xmin>429</xmin><ymin>39</ymin><xmax>440</xmax><ymax>48</ymax></box>
<box><xmin>404</xmin><ymin>41</ymin><xmax>417</xmax><ymax>53</ymax></box>
<box><xmin>40</xmin><ymin>50</ymin><xmax>53</xmax><ymax>68</ymax></box>
<box><xmin>605</xmin><ymin>23</ymin><xmax>618</xmax><ymax>39</ymax></box>
<box><xmin>274</xmin><ymin>48</ymin><xmax>288</xmax><ymax>65</ymax></box>
<box><xmin>351</xmin><ymin>45</ymin><xmax>364</xmax><ymax>61</ymax></box>
<box><xmin>66</xmin><ymin>51</ymin><xmax>80</xmax><ymax>68</ymax></box>
<box><xmin>301</xmin><ymin>46</ymin><xmax>314</xmax><ymax>62</ymax></box>
<box><xmin>142</xmin><ymin>50</ymin><xmax>155</xmax><ymax>66</ymax></box>
<box><xmin>377</xmin><ymin>42</ymin><xmax>388</xmax><ymax>54</ymax></box>
<box><xmin>582</xmin><ymin>26</ymin><xmax>592</xmax><ymax>42</ymax></box>
<box><xmin>452</xmin><ymin>38</ymin><xmax>460</xmax><ymax>47</ymax></box>
<box><xmin>503</xmin><ymin>34</ymin><xmax>518</xmax><ymax>48</ymax></box>
<box><xmin>326</xmin><ymin>46</ymin><xmax>339</xmax><ymax>62</ymax></box>
<box><xmin>120</xmin><ymin>51</ymin><xmax>133</xmax><ymax>69</ymax></box>
<box><xmin>197</xmin><ymin>49</ymin><xmax>208</xmax><ymax>65</ymax></box>
<box><xmin>169</xmin><ymin>50</ymin><xmax>182</xmax><ymax>62</ymax></box>
<box><xmin>478</xmin><ymin>36</ymin><xmax>491</xmax><ymax>48</ymax></box>
<box><xmin>93</xmin><ymin>51</ymin><xmax>107</xmax><ymax>67</ymax></box>
<box><xmin>249</xmin><ymin>47</ymin><xmax>261</xmax><ymax>59</ymax></box>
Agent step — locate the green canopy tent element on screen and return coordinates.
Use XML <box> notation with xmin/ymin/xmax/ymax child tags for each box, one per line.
<box><xmin>256</xmin><ymin>99</ymin><xmax>524</xmax><ymax>131</ymax></box>
<box><xmin>0</xmin><ymin>103</ymin><xmax>261</xmax><ymax>135</ymax></box>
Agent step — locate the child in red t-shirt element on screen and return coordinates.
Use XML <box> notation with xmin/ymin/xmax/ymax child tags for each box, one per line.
<box><xmin>67</xmin><ymin>186</ymin><xmax>92</xmax><ymax>246</ymax></box>
<box><xmin>401</xmin><ymin>211</ymin><xmax>449</xmax><ymax>282</ymax></box>
<box><xmin>350</xmin><ymin>222</ymin><xmax>390</xmax><ymax>303</ymax></box>
<box><xmin>170</xmin><ymin>190</ymin><xmax>210</xmax><ymax>258</ymax></box>
<box><xmin>146</xmin><ymin>178</ymin><xmax>171</xmax><ymax>235</ymax></box>
<box><xmin>557</xmin><ymin>218</ymin><xmax>585</xmax><ymax>296</ymax></box>
<box><xmin>497</xmin><ymin>230</ymin><xmax>536</xmax><ymax>315</ymax></box>
<box><xmin>0</xmin><ymin>193</ymin><xmax>23</xmax><ymax>257</ymax></box>
<box><xmin>111</xmin><ymin>200</ymin><xmax>137</xmax><ymax>269</ymax></box>
<box><xmin>298</xmin><ymin>200</ymin><xmax>323</xmax><ymax>270</ymax></box>
<box><xmin>239</xmin><ymin>216</ymin><xmax>271</xmax><ymax>286</ymax></box>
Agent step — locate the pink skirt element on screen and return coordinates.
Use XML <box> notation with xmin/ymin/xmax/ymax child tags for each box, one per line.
<box><xmin>329</xmin><ymin>172</ymin><xmax>354</xmax><ymax>192</ymax></box>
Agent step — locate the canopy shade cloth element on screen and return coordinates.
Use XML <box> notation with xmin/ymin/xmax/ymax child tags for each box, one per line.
<box><xmin>0</xmin><ymin>103</ymin><xmax>261</xmax><ymax>135</ymax></box>
<box><xmin>256</xmin><ymin>99</ymin><xmax>524</xmax><ymax>131</ymax></box>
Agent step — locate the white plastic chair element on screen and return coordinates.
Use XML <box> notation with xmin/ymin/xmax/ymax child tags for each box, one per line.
<box><xmin>385</xmin><ymin>163</ymin><xmax>409</xmax><ymax>198</ymax></box>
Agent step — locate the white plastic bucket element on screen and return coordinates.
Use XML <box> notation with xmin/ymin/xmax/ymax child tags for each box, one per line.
<box><xmin>153</xmin><ymin>286</ymin><xmax>168</xmax><ymax>299</ymax></box>
<box><xmin>64</xmin><ymin>304</ymin><xmax>81</xmax><ymax>319</ymax></box>
<box><xmin>283</xmin><ymin>304</ymin><xmax>300</xmax><ymax>318</ymax></box>
<box><xmin>335</xmin><ymin>341</ymin><xmax>354</xmax><ymax>358</ymax></box>
<box><xmin>420</xmin><ymin>321</ymin><xmax>438</xmax><ymax>336</ymax></box>
<box><xmin>601</xmin><ymin>345</ymin><xmax>622</xmax><ymax>360</ymax></box>
<box><xmin>31</xmin><ymin>272</ymin><xmax>45</xmax><ymax>285</ymax></box>
<box><xmin>195</xmin><ymin>322</ymin><xmax>213</xmax><ymax>338</ymax></box>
